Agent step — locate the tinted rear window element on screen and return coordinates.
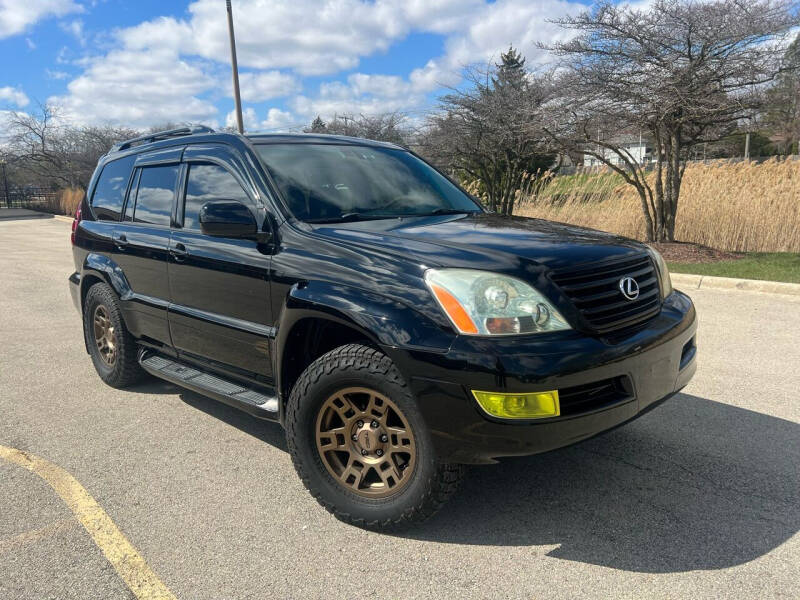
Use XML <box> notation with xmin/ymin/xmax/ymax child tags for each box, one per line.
<box><xmin>91</xmin><ymin>155</ymin><xmax>135</xmax><ymax>221</ymax></box>
<box><xmin>131</xmin><ymin>165</ymin><xmax>179</xmax><ymax>226</ymax></box>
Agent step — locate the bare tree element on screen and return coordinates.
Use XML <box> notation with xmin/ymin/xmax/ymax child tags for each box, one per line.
<box><xmin>422</xmin><ymin>48</ymin><xmax>556</xmax><ymax>215</ymax></box>
<box><xmin>544</xmin><ymin>0</ymin><xmax>800</xmax><ymax>241</ymax></box>
<box><xmin>5</xmin><ymin>103</ymin><xmax>137</xmax><ymax>189</ymax></box>
<box><xmin>304</xmin><ymin>113</ymin><xmax>411</xmax><ymax>146</ymax></box>
<box><xmin>764</xmin><ymin>33</ymin><xmax>800</xmax><ymax>153</ymax></box>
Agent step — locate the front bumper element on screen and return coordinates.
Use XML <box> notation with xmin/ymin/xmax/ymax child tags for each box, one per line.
<box><xmin>398</xmin><ymin>290</ymin><xmax>697</xmax><ymax>464</ymax></box>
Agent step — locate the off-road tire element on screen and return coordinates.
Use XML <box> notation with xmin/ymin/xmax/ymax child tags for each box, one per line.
<box><xmin>83</xmin><ymin>282</ymin><xmax>146</xmax><ymax>388</ymax></box>
<box><xmin>285</xmin><ymin>343</ymin><xmax>464</xmax><ymax>530</ymax></box>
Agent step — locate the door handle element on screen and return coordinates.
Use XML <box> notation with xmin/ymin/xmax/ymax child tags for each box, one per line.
<box><xmin>112</xmin><ymin>232</ymin><xmax>128</xmax><ymax>248</ymax></box>
<box><xmin>169</xmin><ymin>242</ymin><xmax>188</xmax><ymax>261</ymax></box>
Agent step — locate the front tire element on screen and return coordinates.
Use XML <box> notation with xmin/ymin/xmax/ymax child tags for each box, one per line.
<box><xmin>285</xmin><ymin>344</ymin><xmax>463</xmax><ymax>530</ymax></box>
<box><xmin>83</xmin><ymin>282</ymin><xmax>145</xmax><ymax>388</ymax></box>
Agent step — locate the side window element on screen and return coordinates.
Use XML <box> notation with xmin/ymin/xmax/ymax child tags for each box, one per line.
<box><xmin>131</xmin><ymin>165</ymin><xmax>180</xmax><ymax>226</ymax></box>
<box><xmin>90</xmin><ymin>155</ymin><xmax>135</xmax><ymax>221</ymax></box>
<box><xmin>182</xmin><ymin>163</ymin><xmax>252</xmax><ymax>230</ymax></box>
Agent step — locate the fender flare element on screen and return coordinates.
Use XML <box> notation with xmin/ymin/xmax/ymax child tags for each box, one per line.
<box><xmin>274</xmin><ymin>280</ymin><xmax>454</xmax><ymax>399</ymax></box>
<box><xmin>80</xmin><ymin>253</ymin><xmax>132</xmax><ymax>308</ymax></box>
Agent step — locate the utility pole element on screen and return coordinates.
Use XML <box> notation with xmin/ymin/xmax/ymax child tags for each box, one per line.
<box><xmin>226</xmin><ymin>0</ymin><xmax>244</xmax><ymax>134</ymax></box>
<box><xmin>744</xmin><ymin>131</ymin><xmax>751</xmax><ymax>161</ymax></box>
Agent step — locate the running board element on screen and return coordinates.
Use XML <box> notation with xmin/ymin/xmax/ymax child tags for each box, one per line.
<box><xmin>139</xmin><ymin>352</ymin><xmax>279</xmax><ymax>421</ymax></box>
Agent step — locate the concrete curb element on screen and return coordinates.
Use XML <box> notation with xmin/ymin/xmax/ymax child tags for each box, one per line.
<box><xmin>672</xmin><ymin>273</ymin><xmax>800</xmax><ymax>297</ymax></box>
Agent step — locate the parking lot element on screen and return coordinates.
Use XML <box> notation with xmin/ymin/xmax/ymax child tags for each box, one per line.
<box><xmin>1</xmin><ymin>215</ymin><xmax>798</xmax><ymax>599</ymax></box>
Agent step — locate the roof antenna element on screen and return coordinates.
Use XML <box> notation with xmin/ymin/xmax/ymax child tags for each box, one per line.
<box><xmin>226</xmin><ymin>0</ymin><xmax>244</xmax><ymax>134</ymax></box>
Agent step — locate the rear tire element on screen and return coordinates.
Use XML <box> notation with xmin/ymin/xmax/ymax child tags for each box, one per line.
<box><xmin>83</xmin><ymin>282</ymin><xmax>145</xmax><ymax>388</ymax></box>
<box><xmin>285</xmin><ymin>343</ymin><xmax>464</xmax><ymax>530</ymax></box>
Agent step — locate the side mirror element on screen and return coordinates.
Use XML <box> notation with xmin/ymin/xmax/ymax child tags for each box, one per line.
<box><xmin>199</xmin><ymin>200</ymin><xmax>258</xmax><ymax>238</ymax></box>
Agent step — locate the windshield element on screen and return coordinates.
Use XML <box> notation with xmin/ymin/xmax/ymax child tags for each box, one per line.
<box><xmin>255</xmin><ymin>143</ymin><xmax>482</xmax><ymax>222</ymax></box>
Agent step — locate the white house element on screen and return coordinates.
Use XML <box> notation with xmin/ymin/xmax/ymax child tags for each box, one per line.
<box><xmin>583</xmin><ymin>135</ymin><xmax>653</xmax><ymax>167</ymax></box>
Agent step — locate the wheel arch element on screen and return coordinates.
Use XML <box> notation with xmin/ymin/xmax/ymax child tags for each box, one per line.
<box><xmin>274</xmin><ymin>280</ymin><xmax>454</xmax><ymax>416</ymax></box>
<box><xmin>80</xmin><ymin>253</ymin><xmax>132</xmax><ymax>309</ymax></box>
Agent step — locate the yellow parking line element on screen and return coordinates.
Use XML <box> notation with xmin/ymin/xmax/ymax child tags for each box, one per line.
<box><xmin>0</xmin><ymin>444</ymin><xmax>176</xmax><ymax>600</ymax></box>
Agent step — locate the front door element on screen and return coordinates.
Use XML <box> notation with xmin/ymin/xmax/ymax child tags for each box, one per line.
<box><xmin>167</xmin><ymin>151</ymin><xmax>274</xmax><ymax>380</ymax></box>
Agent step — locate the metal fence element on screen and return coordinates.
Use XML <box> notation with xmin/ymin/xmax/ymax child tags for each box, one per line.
<box><xmin>0</xmin><ymin>188</ymin><xmax>59</xmax><ymax>212</ymax></box>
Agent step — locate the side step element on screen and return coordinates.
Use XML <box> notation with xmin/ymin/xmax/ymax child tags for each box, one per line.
<box><xmin>139</xmin><ymin>352</ymin><xmax>279</xmax><ymax>421</ymax></box>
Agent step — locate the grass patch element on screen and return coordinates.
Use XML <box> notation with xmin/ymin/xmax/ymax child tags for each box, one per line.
<box><xmin>668</xmin><ymin>253</ymin><xmax>800</xmax><ymax>284</ymax></box>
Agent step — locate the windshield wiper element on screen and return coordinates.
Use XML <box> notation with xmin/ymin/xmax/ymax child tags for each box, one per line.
<box><xmin>418</xmin><ymin>208</ymin><xmax>479</xmax><ymax>216</ymax></box>
<box><xmin>305</xmin><ymin>212</ymin><xmax>400</xmax><ymax>224</ymax></box>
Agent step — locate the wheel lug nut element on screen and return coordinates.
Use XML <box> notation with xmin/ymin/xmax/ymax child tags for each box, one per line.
<box><xmin>352</xmin><ymin>434</ymin><xmax>358</xmax><ymax>441</ymax></box>
<box><xmin>361</xmin><ymin>449</ymin><xmax>368</xmax><ymax>456</ymax></box>
<box><xmin>370</xmin><ymin>420</ymin><xmax>379</xmax><ymax>429</ymax></box>
<box><xmin>376</xmin><ymin>449</ymin><xmax>383</xmax><ymax>457</ymax></box>
<box><xmin>380</xmin><ymin>434</ymin><xmax>388</xmax><ymax>442</ymax></box>
<box><xmin>356</xmin><ymin>420</ymin><xmax>364</xmax><ymax>428</ymax></box>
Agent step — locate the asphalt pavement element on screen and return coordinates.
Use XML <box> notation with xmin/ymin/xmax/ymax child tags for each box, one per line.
<box><xmin>1</xmin><ymin>216</ymin><xmax>798</xmax><ymax>599</ymax></box>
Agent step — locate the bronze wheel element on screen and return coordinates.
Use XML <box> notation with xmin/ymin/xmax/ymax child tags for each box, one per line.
<box><xmin>315</xmin><ymin>386</ymin><xmax>417</xmax><ymax>498</ymax></box>
<box><xmin>92</xmin><ymin>304</ymin><xmax>116</xmax><ymax>366</ymax></box>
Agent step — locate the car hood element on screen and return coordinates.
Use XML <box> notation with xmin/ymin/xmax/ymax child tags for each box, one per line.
<box><xmin>309</xmin><ymin>212</ymin><xmax>648</xmax><ymax>273</ymax></box>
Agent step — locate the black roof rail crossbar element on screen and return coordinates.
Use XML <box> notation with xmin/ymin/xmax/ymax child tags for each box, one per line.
<box><xmin>110</xmin><ymin>125</ymin><xmax>216</xmax><ymax>153</ymax></box>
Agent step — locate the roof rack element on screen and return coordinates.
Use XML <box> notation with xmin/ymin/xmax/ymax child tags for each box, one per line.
<box><xmin>110</xmin><ymin>125</ymin><xmax>216</xmax><ymax>153</ymax></box>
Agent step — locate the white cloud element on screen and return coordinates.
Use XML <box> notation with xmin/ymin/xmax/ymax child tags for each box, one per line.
<box><xmin>0</xmin><ymin>86</ymin><xmax>29</xmax><ymax>108</ymax></box>
<box><xmin>49</xmin><ymin>47</ymin><xmax>218</xmax><ymax>127</ymax></box>
<box><xmin>260</xmin><ymin>107</ymin><xmax>300</xmax><ymax>131</ymax></box>
<box><xmin>0</xmin><ymin>0</ymin><xmax>83</xmax><ymax>39</ymax></box>
<box><xmin>226</xmin><ymin>106</ymin><xmax>300</xmax><ymax>132</ymax></box>
<box><xmin>238</xmin><ymin>71</ymin><xmax>298</xmax><ymax>102</ymax></box>
<box><xmin>119</xmin><ymin>0</ymin><xmax>477</xmax><ymax>76</ymax></box>
<box><xmin>49</xmin><ymin>0</ymin><xmax>586</xmax><ymax>129</ymax></box>
<box><xmin>25</xmin><ymin>37</ymin><xmax>35</xmax><ymax>49</ymax></box>
<box><xmin>288</xmin><ymin>0</ymin><xmax>583</xmax><ymax>122</ymax></box>
<box><xmin>59</xmin><ymin>18</ymin><xmax>85</xmax><ymax>46</ymax></box>
<box><xmin>45</xmin><ymin>68</ymin><xmax>70</xmax><ymax>80</ymax></box>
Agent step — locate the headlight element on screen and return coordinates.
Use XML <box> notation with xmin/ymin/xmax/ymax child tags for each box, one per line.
<box><xmin>424</xmin><ymin>269</ymin><xmax>571</xmax><ymax>335</ymax></box>
<box><xmin>646</xmin><ymin>246</ymin><xmax>673</xmax><ymax>299</ymax></box>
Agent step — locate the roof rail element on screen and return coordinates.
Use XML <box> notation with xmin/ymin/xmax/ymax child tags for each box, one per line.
<box><xmin>110</xmin><ymin>125</ymin><xmax>216</xmax><ymax>153</ymax></box>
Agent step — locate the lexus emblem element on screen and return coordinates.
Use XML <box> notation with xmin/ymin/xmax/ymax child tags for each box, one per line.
<box><xmin>619</xmin><ymin>277</ymin><xmax>640</xmax><ymax>300</ymax></box>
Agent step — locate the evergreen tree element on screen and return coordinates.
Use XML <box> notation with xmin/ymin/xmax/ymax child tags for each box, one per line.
<box><xmin>305</xmin><ymin>116</ymin><xmax>327</xmax><ymax>134</ymax></box>
<box><xmin>493</xmin><ymin>46</ymin><xmax>527</xmax><ymax>91</ymax></box>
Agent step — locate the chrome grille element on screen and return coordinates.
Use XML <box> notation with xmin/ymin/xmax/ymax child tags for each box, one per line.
<box><xmin>551</xmin><ymin>253</ymin><xmax>661</xmax><ymax>334</ymax></box>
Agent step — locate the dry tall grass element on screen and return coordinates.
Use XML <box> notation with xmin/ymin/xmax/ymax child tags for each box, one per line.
<box><xmin>514</xmin><ymin>158</ymin><xmax>800</xmax><ymax>252</ymax></box>
<box><xmin>58</xmin><ymin>188</ymin><xmax>84</xmax><ymax>216</ymax></box>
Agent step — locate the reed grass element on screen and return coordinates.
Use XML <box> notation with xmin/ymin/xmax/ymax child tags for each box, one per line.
<box><xmin>58</xmin><ymin>188</ymin><xmax>84</xmax><ymax>217</ymax></box>
<box><xmin>513</xmin><ymin>158</ymin><xmax>800</xmax><ymax>252</ymax></box>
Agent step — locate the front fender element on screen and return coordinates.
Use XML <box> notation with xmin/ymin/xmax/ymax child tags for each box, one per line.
<box><xmin>274</xmin><ymin>280</ymin><xmax>456</xmax><ymax>394</ymax></box>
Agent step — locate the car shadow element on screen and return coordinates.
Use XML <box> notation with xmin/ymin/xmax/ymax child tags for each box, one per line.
<box><xmin>400</xmin><ymin>393</ymin><xmax>800</xmax><ymax>573</ymax></box>
<box><xmin>127</xmin><ymin>378</ymin><xmax>287</xmax><ymax>451</ymax></box>
<box><xmin>134</xmin><ymin>380</ymin><xmax>799</xmax><ymax>573</ymax></box>
<box><xmin>178</xmin><ymin>389</ymin><xmax>288</xmax><ymax>452</ymax></box>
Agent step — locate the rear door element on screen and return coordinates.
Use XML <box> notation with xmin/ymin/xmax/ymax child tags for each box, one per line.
<box><xmin>167</xmin><ymin>144</ymin><xmax>274</xmax><ymax>380</ymax></box>
<box><xmin>113</xmin><ymin>147</ymin><xmax>183</xmax><ymax>345</ymax></box>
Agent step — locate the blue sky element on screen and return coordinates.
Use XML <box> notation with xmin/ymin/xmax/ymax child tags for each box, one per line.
<box><xmin>0</xmin><ymin>0</ymin><xmax>591</xmax><ymax>131</ymax></box>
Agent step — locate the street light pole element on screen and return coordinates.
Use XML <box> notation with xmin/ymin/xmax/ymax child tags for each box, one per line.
<box><xmin>226</xmin><ymin>0</ymin><xmax>244</xmax><ymax>134</ymax></box>
<box><xmin>1</xmin><ymin>160</ymin><xmax>10</xmax><ymax>209</ymax></box>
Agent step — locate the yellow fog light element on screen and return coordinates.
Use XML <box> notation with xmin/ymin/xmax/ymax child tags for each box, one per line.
<box><xmin>472</xmin><ymin>390</ymin><xmax>560</xmax><ymax>419</ymax></box>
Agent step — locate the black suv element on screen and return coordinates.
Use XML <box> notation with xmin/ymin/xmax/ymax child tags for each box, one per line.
<box><xmin>69</xmin><ymin>126</ymin><xmax>697</xmax><ymax>528</ymax></box>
